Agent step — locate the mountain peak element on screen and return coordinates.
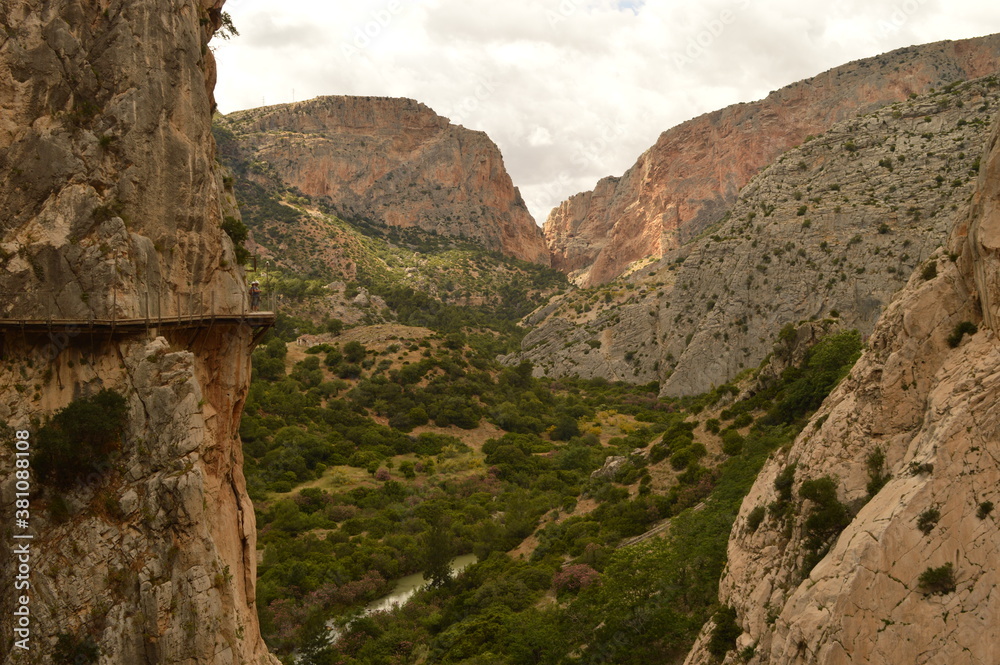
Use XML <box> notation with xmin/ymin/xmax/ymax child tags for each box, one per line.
<box><xmin>220</xmin><ymin>96</ymin><xmax>550</xmax><ymax>264</ymax></box>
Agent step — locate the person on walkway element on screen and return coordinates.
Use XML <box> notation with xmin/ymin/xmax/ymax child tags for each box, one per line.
<box><xmin>249</xmin><ymin>280</ymin><xmax>261</xmax><ymax>311</ymax></box>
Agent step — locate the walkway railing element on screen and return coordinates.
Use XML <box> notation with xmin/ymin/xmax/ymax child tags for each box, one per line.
<box><xmin>0</xmin><ymin>289</ymin><xmax>278</xmax><ymax>346</ymax></box>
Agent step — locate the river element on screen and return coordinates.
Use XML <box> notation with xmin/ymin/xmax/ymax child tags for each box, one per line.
<box><xmin>327</xmin><ymin>553</ymin><xmax>479</xmax><ymax>641</ymax></box>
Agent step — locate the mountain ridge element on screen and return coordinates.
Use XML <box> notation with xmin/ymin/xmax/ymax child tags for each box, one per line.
<box><xmin>506</xmin><ymin>72</ymin><xmax>1000</xmax><ymax>396</ymax></box>
<box><xmin>545</xmin><ymin>33</ymin><xmax>1000</xmax><ymax>286</ymax></box>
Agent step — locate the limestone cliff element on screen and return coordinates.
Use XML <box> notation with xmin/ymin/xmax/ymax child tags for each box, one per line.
<box><xmin>546</xmin><ymin>34</ymin><xmax>1000</xmax><ymax>286</ymax></box>
<box><xmin>217</xmin><ymin>97</ymin><xmax>550</xmax><ymax>265</ymax></box>
<box><xmin>682</xmin><ymin>111</ymin><xmax>1000</xmax><ymax>665</ymax></box>
<box><xmin>508</xmin><ymin>75</ymin><xmax>1000</xmax><ymax>396</ymax></box>
<box><xmin>0</xmin><ymin>1</ymin><xmax>275</xmax><ymax>662</ymax></box>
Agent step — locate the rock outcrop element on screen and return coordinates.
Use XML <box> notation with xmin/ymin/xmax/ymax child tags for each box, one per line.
<box><xmin>0</xmin><ymin>1</ymin><xmax>275</xmax><ymax>663</ymax></box>
<box><xmin>217</xmin><ymin>97</ymin><xmax>550</xmax><ymax>265</ymax></box>
<box><xmin>545</xmin><ymin>34</ymin><xmax>1000</xmax><ymax>286</ymax></box>
<box><xmin>682</xmin><ymin>111</ymin><xmax>1000</xmax><ymax>665</ymax></box>
<box><xmin>507</xmin><ymin>75</ymin><xmax>1000</xmax><ymax>396</ymax></box>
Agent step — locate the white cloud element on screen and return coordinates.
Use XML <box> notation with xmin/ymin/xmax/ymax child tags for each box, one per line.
<box><xmin>214</xmin><ymin>0</ymin><xmax>1000</xmax><ymax>224</ymax></box>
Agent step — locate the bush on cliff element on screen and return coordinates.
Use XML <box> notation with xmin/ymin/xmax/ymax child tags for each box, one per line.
<box><xmin>34</xmin><ymin>389</ymin><xmax>129</xmax><ymax>489</ymax></box>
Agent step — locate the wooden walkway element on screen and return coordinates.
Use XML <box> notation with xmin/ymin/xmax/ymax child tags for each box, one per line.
<box><xmin>0</xmin><ymin>312</ymin><xmax>275</xmax><ymax>333</ymax></box>
<box><xmin>0</xmin><ymin>311</ymin><xmax>277</xmax><ymax>348</ymax></box>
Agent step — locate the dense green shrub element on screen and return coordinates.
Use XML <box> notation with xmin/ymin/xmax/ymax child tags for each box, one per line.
<box><xmin>865</xmin><ymin>446</ymin><xmax>890</xmax><ymax>497</ymax></box>
<box><xmin>918</xmin><ymin>563</ymin><xmax>956</xmax><ymax>595</ymax></box>
<box><xmin>917</xmin><ymin>507</ymin><xmax>940</xmax><ymax>535</ymax></box>
<box><xmin>222</xmin><ymin>215</ymin><xmax>251</xmax><ymax>265</ymax></box>
<box><xmin>338</xmin><ymin>363</ymin><xmax>362</xmax><ymax>379</ymax></box>
<box><xmin>708</xmin><ymin>605</ymin><xmax>741</xmax><ymax>657</ymax></box>
<box><xmin>746</xmin><ymin>505</ymin><xmax>766</xmax><ymax>532</ymax></box>
<box><xmin>721</xmin><ymin>429</ymin><xmax>744</xmax><ymax>456</ymax></box>
<box><xmin>765</xmin><ymin>330</ymin><xmax>862</xmax><ymax>426</ymax></box>
<box><xmin>770</xmin><ymin>463</ymin><xmax>796</xmax><ymax>518</ymax></box>
<box><xmin>551</xmin><ymin>414</ymin><xmax>581</xmax><ymax>441</ymax></box>
<box><xmin>947</xmin><ymin>321</ymin><xmax>977</xmax><ymax>348</ymax></box>
<box><xmin>799</xmin><ymin>476</ymin><xmax>851</xmax><ymax>574</ymax></box>
<box><xmin>343</xmin><ymin>341</ymin><xmax>367</xmax><ymax>363</ymax></box>
<box><xmin>34</xmin><ymin>389</ymin><xmax>129</xmax><ymax>489</ymax></box>
<box><xmin>53</xmin><ymin>632</ymin><xmax>100</xmax><ymax>664</ymax></box>
<box><xmin>669</xmin><ymin>449</ymin><xmax>693</xmax><ymax>471</ymax></box>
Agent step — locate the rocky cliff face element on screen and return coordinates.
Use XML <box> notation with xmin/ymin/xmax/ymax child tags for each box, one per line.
<box><xmin>546</xmin><ymin>34</ymin><xmax>1000</xmax><ymax>286</ymax></box>
<box><xmin>682</xmin><ymin>111</ymin><xmax>1000</xmax><ymax>665</ymax></box>
<box><xmin>217</xmin><ymin>97</ymin><xmax>550</xmax><ymax>265</ymax></box>
<box><xmin>507</xmin><ymin>75</ymin><xmax>1000</xmax><ymax>396</ymax></box>
<box><xmin>0</xmin><ymin>1</ymin><xmax>275</xmax><ymax>663</ymax></box>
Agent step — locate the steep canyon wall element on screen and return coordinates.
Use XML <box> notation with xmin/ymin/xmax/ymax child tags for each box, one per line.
<box><xmin>0</xmin><ymin>1</ymin><xmax>276</xmax><ymax>662</ymax></box>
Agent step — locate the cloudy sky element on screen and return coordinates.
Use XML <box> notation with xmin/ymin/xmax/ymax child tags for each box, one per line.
<box><xmin>213</xmin><ymin>0</ymin><xmax>999</xmax><ymax>224</ymax></box>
